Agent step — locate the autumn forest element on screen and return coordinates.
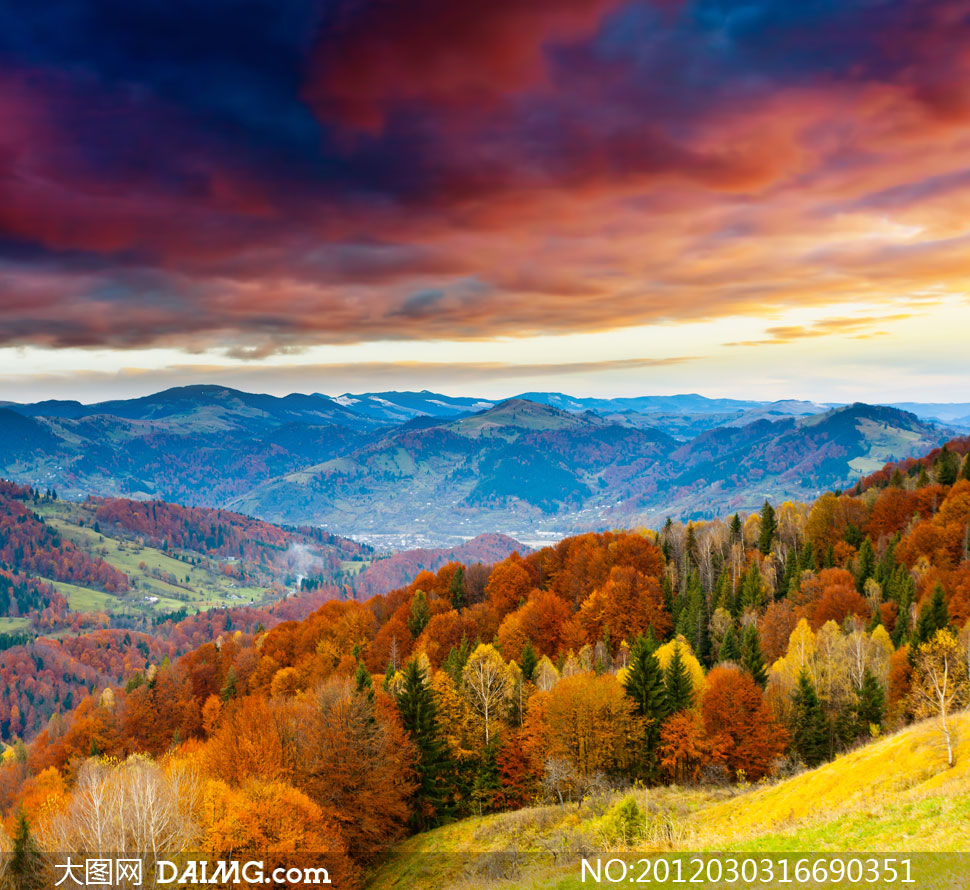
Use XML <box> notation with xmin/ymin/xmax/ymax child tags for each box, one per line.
<box><xmin>0</xmin><ymin>434</ymin><xmax>968</xmax><ymax>886</ymax></box>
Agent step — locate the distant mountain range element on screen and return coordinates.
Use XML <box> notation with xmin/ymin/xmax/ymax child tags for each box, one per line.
<box><xmin>0</xmin><ymin>385</ymin><xmax>959</xmax><ymax>541</ymax></box>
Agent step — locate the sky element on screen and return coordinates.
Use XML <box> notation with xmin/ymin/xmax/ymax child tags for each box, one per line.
<box><xmin>1</xmin><ymin>0</ymin><xmax>970</xmax><ymax>403</ymax></box>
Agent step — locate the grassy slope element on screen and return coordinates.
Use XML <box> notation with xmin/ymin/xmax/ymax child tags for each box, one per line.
<box><xmin>29</xmin><ymin>502</ymin><xmax>267</xmax><ymax>625</ymax></box>
<box><xmin>366</xmin><ymin>714</ymin><xmax>970</xmax><ymax>890</ymax></box>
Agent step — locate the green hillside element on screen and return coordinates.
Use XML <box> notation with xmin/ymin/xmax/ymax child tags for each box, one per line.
<box><xmin>365</xmin><ymin>713</ymin><xmax>970</xmax><ymax>890</ymax></box>
<box><xmin>32</xmin><ymin>500</ymin><xmax>267</xmax><ymax>623</ymax></box>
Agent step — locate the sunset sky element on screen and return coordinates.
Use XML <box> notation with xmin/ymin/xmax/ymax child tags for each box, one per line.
<box><xmin>2</xmin><ymin>0</ymin><xmax>970</xmax><ymax>403</ymax></box>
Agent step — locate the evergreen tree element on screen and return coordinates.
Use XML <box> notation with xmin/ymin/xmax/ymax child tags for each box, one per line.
<box><xmin>759</xmin><ymin>501</ymin><xmax>777</xmax><ymax>555</ymax></box>
<box><xmin>219</xmin><ymin>667</ymin><xmax>237</xmax><ymax>702</ymax></box>
<box><xmin>354</xmin><ymin>661</ymin><xmax>374</xmax><ymax>701</ymax></box>
<box><xmin>443</xmin><ymin>637</ymin><xmax>471</xmax><ymax>684</ymax></box>
<box><xmin>396</xmin><ymin>659</ymin><xmax>454</xmax><ymax>829</ymax></box>
<box><xmin>963</xmin><ymin>453</ymin><xmax>970</xmax><ymax>482</ymax></box>
<box><xmin>714</xmin><ymin>570</ymin><xmax>734</xmax><ymax>616</ymax></box>
<box><xmin>917</xmin><ymin>466</ymin><xmax>930</xmax><ymax>487</ymax></box>
<box><xmin>684</xmin><ymin>524</ymin><xmax>698</xmax><ymax>573</ymax></box>
<box><xmin>824</xmin><ymin>543</ymin><xmax>836</xmax><ymax>568</ymax></box>
<box><xmin>718</xmin><ymin>625</ymin><xmax>741</xmax><ymax>663</ymax></box>
<box><xmin>449</xmin><ymin>566</ymin><xmax>466</xmax><ymax>610</ymax></box>
<box><xmin>740</xmin><ymin>624</ymin><xmax>768</xmax><ymax>688</ymax></box>
<box><xmin>520</xmin><ymin>640</ymin><xmax>538</xmax><ymax>682</ymax></box>
<box><xmin>854</xmin><ymin>537</ymin><xmax>876</xmax><ymax>593</ymax></box>
<box><xmin>781</xmin><ymin>548</ymin><xmax>799</xmax><ymax>599</ymax></box>
<box><xmin>660</xmin><ymin>573</ymin><xmax>677</xmax><ymax>620</ymax></box>
<box><xmin>471</xmin><ymin>741</ymin><xmax>501</xmax><ymax>814</ymax></box>
<box><xmin>9</xmin><ymin>810</ymin><xmax>42</xmax><ymax>890</ymax></box>
<box><xmin>407</xmin><ymin>590</ymin><xmax>431</xmax><ymax>638</ymax></box>
<box><xmin>913</xmin><ymin>583</ymin><xmax>949</xmax><ymax>646</ymax></box>
<box><xmin>854</xmin><ymin>669</ymin><xmax>885</xmax><ymax>735</ymax></box>
<box><xmin>935</xmin><ymin>445</ymin><xmax>960</xmax><ymax>486</ymax></box>
<box><xmin>800</xmin><ymin>541</ymin><xmax>816</xmax><ymax>571</ymax></box>
<box><xmin>623</xmin><ymin>635</ymin><xmax>667</xmax><ymax>781</ymax></box>
<box><xmin>739</xmin><ymin>561</ymin><xmax>763</xmax><ymax>612</ymax></box>
<box><xmin>663</xmin><ymin>643</ymin><xmax>694</xmax><ymax>714</ymax></box>
<box><xmin>694</xmin><ymin>578</ymin><xmax>711</xmax><ymax>666</ymax></box>
<box><xmin>730</xmin><ymin>513</ymin><xmax>743</xmax><ymax>544</ymax></box>
<box><xmin>792</xmin><ymin>671</ymin><xmax>830</xmax><ymax>767</ymax></box>
<box><xmin>875</xmin><ymin>534</ymin><xmax>899</xmax><ymax>587</ymax></box>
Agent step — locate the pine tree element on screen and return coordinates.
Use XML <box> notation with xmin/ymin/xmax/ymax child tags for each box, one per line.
<box><xmin>663</xmin><ymin>643</ymin><xmax>694</xmax><ymax>714</ymax></box>
<box><xmin>759</xmin><ymin>500</ymin><xmax>777</xmax><ymax>555</ymax></box>
<box><xmin>718</xmin><ymin>625</ymin><xmax>741</xmax><ymax>663</ymax></box>
<box><xmin>730</xmin><ymin>513</ymin><xmax>743</xmax><ymax>544</ymax></box>
<box><xmin>792</xmin><ymin>671</ymin><xmax>830</xmax><ymax>767</ymax></box>
<box><xmin>740</xmin><ymin>624</ymin><xmax>768</xmax><ymax>688</ymax></box>
<box><xmin>520</xmin><ymin>640</ymin><xmax>538</xmax><ymax>682</ymax></box>
<box><xmin>623</xmin><ymin>635</ymin><xmax>667</xmax><ymax>781</ymax></box>
<box><xmin>396</xmin><ymin>659</ymin><xmax>454</xmax><ymax>829</ymax></box>
<box><xmin>854</xmin><ymin>669</ymin><xmax>885</xmax><ymax>735</ymax></box>
<box><xmin>913</xmin><ymin>583</ymin><xmax>949</xmax><ymax>646</ymax></box>
<box><xmin>449</xmin><ymin>566</ymin><xmax>466</xmax><ymax>610</ymax></box>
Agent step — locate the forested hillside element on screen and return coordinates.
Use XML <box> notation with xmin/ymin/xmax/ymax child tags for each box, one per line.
<box><xmin>1</xmin><ymin>439</ymin><xmax>969</xmax><ymax>885</ymax></box>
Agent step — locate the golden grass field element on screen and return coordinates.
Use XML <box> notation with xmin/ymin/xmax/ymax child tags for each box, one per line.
<box><xmin>365</xmin><ymin>713</ymin><xmax>970</xmax><ymax>890</ymax></box>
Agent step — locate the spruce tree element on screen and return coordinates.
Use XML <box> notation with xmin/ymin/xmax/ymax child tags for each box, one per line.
<box><xmin>718</xmin><ymin>625</ymin><xmax>741</xmax><ymax>664</ymax></box>
<box><xmin>407</xmin><ymin>590</ymin><xmax>431</xmax><ymax>638</ymax></box>
<box><xmin>520</xmin><ymin>640</ymin><xmax>538</xmax><ymax>682</ymax></box>
<box><xmin>10</xmin><ymin>809</ymin><xmax>41</xmax><ymax>890</ymax></box>
<box><xmin>854</xmin><ymin>537</ymin><xmax>876</xmax><ymax>593</ymax></box>
<box><xmin>730</xmin><ymin>513</ymin><xmax>743</xmax><ymax>544</ymax></box>
<box><xmin>740</xmin><ymin>624</ymin><xmax>768</xmax><ymax>688</ymax></box>
<box><xmin>792</xmin><ymin>671</ymin><xmax>830</xmax><ymax>767</ymax></box>
<box><xmin>443</xmin><ymin>637</ymin><xmax>471</xmax><ymax>683</ymax></box>
<box><xmin>800</xmin><ymin>541</ymin><xmax>816</xmax><ymax>571</ymax></box>
<box><xmin>623</xmin><ymin>635</ymin><xmax>667</xmax><ymax>781</ymax></box>
<box><xmin>449</xmin><ymin>566</ymin><xmax>466</xmax><ymax>610</ymax></box>
<box><xmin>663</xmin><ymin>643</ymin><xmax>694</xmax><ymax>714</ymax></box>
<box><xmin>913</xmin><ymin>583</ymin><xmax>949</xmax><ymax>646</ymax></box>
<box><xmin>781</xmin><ymin>548</ymin><xmax>799</xmax><ymax>599</ymax></box>
<box><xmin>935</xmin><ymin>445</ymin><xmax>960</xmax><ymax>486</ymax></box>
<box><xmin>740</xmin><ymin>561</ymin><xmax>763</xmax><ymax>612</ymax></box>
<box><xmin>854</xmin><ymin>669</ymin><xmax>885</xmax><ymax>735</ymax></box>
<box><xmin>396</xmin><ymin>659</ymin><xmax>454</xmax><ymax>829</ymax></box>
<box><xmin>354</xmin><ymin>661</ymin><xmax>374</xmax><ymax>701</ymax></box>
<box><xmin>759</xmin><ymin>500</ymin><xmax>777</xmax><ymax>555</ymax></box>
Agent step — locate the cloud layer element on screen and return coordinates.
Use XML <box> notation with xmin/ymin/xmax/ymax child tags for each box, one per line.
<box><xmin>1</xmin><ymin>0</ymin><xmax>970</xmax><ymax>356</ymax></box>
